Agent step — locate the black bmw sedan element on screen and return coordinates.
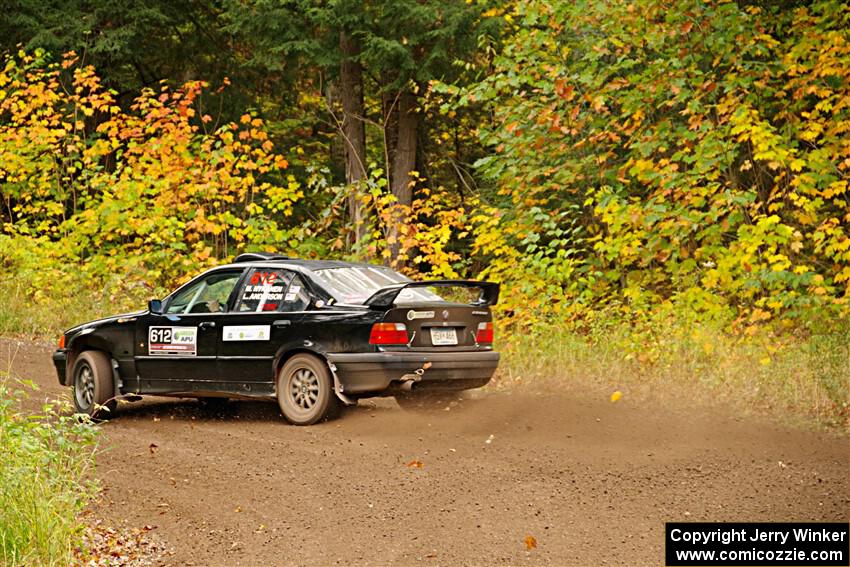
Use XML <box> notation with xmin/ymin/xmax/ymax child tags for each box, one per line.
<box><xmin>53</xmin><ymin>253</ymin><xmax>500</xmax><ymax>424</ymax></box>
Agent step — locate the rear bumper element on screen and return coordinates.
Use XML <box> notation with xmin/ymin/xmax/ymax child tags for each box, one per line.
<box><xmin>52</xmin><ymin>350</ymin><xmax>68</xmax><ymax>386</ymax></box>
<box><xmin>326</xmin><ymin>350</ymin><xmax>499</xmax><ymax>394</ymax></box>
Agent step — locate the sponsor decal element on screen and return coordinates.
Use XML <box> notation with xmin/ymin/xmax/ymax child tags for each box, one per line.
<box><xmin>223</xmin><ymin>325</ymin><xmax>271</xmax><ymax>341</ymax></box>
<box><xmin>250</xmin><ymin>271</ymin><xmax>278</xmax><ymax>285</ymax></box>
<box><xmin>284</xmin><ymin>285</ymin><xmax>301</xmax><ymax>302</ymax></box>
<box><xmin>241</xmin><ymin>284</ymin><xmax>285</xmax><ymax>302</ymax></box>
<box><xmin>148</xmin><ymin>327</ymin><xmax>197</xmax><ymax>356</ymax></box>
<box><xmin>407</xmin><ymin>310</ymin><xmax>435</xmax><ymax>321</ymax></box>
<box><xmin>472</xmin><ymin>310</ymin><xmax>489</xmax><ymax>316</ymax></box>
<box><xmin>241</xmin><ymin>270</ymin><xmax>286</xmax><ymax>308</ymax></box>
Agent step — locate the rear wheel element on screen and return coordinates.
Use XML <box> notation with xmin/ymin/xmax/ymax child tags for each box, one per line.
<box><xmin>72</xmin><ymin>351</ymin><xmax>116</xmax><ymax>418</ymax></box>
<box><xmin>394</xmin><ymin>391</ymin><xmax>462</xmax><ymax>411</ymax></box>
<box><xmin>277</xmin><ymin>354</ymin><xmax>339</xmax><ymax>425</ymax></box>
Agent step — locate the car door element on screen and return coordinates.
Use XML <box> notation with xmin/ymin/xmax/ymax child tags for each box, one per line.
<box><xmin>135</xmin><ymin>268</ymin><xmax>244</xmax><ymax>394</ymax></box>
<box><xmin>217</xmin><ymin>268</ymin><xmax>312</xmax><ymax>386</ymax></box>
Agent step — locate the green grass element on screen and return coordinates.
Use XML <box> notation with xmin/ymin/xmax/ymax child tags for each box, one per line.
<box><xmin>0</xmin><ymin>278</ymin><xmax>145</xmax><ymax>339</ymax></box>
<box><xmin>0</xmin><ymin>373</ymin><xmax>100</xmax><ymax>566</ymax></box>
<box><xmin>496</xmin><ymin>317</ymin><xmax>849</xmax><ymax>431</ymax></box>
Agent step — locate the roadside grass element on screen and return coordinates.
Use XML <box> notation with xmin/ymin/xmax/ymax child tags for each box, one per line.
<box><xmin>0</xmin><ymin>368</ymin><xmax>100</xmax><ymax>566</ymax></box>
<box><xmin>0</xmin><ymin>278</ymin><xmax>143</xmax><ymax>339</ymax></box>
<box><xmin>496</xmin><ymin>317</ymin><xmax>850</xmax><ymax>431</ymax></box>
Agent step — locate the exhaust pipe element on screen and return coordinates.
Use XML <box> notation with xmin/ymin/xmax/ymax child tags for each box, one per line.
<box><xmin>397</xmin><ymin>367</ymin><xmax>426</xmax><ymax>392</ymax></box>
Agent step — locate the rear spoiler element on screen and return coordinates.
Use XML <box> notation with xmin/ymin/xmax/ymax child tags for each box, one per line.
<box><xmin>364</xmin><ymin>280</ymin><xmax>500</xmax><ymax>310</ymax></box>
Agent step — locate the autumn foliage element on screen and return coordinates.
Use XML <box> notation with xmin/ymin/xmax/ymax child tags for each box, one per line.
<box><xmin>449</xmin><ymin>0</ymin><xmax>850</xmax><ymax>329</ymax></box>
<box><xmin>1</xmin><ymin>50</ymin><xmax>296</xmax><ymax>299</ymax></box>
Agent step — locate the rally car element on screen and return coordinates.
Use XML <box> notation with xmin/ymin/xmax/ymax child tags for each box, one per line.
<box><xmin>52</xmin><ymin>253</ymin><xmax>500</xmax><ymax>424</ymax></box>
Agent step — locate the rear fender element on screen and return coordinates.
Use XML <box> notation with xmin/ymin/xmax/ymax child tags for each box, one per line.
<box><xmin>272</xmin><ymin>343</ymin><xmax>356</xmax><ymax>405</ymax></box>
<box><xmin>273</xmin><ymin>343</ymin><xmax>330</xmax><ymax>376</ymax></box>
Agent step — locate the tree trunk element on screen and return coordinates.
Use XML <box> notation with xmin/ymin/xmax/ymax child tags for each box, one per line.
<box><xmin>391</xmin><ymin>90</ymin><xmax>418</xmax><ymax>207</ymax></box>
<box><xmin>326</xmin><ymin>80</ymin><xmax>346</xmax><ymax>185</ymax></box>
<box><xmin>339</xmin><ymin>30</ymin><xmax>367</xmax><ymax>245</ymax></box>
<box><xmin>381</xmin><ymin>76</ymin><xmax>399</xmax><ymax>187</ymax></box>
<box><xmin>388</xmin><ymin>89</ymin><xmax>418</xmax><ymax>264</ymax></box>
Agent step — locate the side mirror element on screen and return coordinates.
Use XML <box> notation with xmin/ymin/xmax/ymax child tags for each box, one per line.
<box><xmin>148</xmin><ymin>299</ymin><xmax>163</xmax><ymax>314</ymax></box>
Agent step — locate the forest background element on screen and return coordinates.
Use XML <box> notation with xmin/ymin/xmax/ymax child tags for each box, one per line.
<box><xmin>1</xmin><ymin>0</ymin><xmax>849</xmax><ymax>427</ymax></box>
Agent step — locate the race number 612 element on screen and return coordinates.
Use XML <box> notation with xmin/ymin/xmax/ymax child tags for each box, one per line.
<box><xmin>150</xmin><ymin>328</ymin><xmax>172</xmax><ymax>343</ymax></box>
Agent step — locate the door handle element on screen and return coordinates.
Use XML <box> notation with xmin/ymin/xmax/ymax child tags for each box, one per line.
<box><xmin>199</xmin><ymin>321</ymin><xmax>216</xmax><ymax>329</ymax></box>
<box><xmin>273</xmin><ymin>319</ymin><xmax>291</xmax><ymax>328</ymax></box>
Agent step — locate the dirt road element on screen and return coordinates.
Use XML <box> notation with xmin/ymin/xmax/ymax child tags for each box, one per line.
<box><xmin>4</xmin><ymin>338</ymin><xmax>849</xmax><ymax>566</ymax></box>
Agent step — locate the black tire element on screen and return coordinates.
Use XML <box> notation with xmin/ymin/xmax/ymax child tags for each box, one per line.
<box><xmin>71</xmin><ymin>351</ymin><xmax>116</xmax><ymax>418</ymax></box>
<box><xmin>276</xmin><ymin>354</ymin><xmax>339</xmax><ymax>425</ymax></box>
<box><xmin>394</xmin><ymin>391</ymin><xmax>462</xmax><ymax>411</ymax></box>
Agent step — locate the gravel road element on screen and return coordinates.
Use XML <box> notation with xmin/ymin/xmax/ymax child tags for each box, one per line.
<box><xmin>4</xmin><ymin>338</ymin><xmax>848</xmax><ymax>566</ymax></box>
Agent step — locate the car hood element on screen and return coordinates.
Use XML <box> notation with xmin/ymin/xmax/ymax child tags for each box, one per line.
<box><xmin>65</xmin><ymin>311</ymin><xmax>147</xmax><ymax>335</ymax></box>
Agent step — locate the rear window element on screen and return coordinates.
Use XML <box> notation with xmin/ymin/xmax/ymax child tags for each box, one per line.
<box><xmin>312</xmin><ymin>266</ymin><xmax>444</xmax><ymax>305</ymax></box>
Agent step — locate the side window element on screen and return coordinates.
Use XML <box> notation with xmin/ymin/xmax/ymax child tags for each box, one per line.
<box><xmin>166</xmin><ymin>271</ymin><xmax>242</xmax><ymax>314</ymax></box>
<box><xmin>280</xmin><ymin>274</ymin><xmax>310</xmax><ymax>312</ymax></box>
<box><xmin>236</xmin><ymin>269</ymin><xmax>294</xmax><ymax>312</ymax></box>
<box><xmin>235</xmin><ymin>269</ymin><xmax>313</xmax><ymax>312</ymax></box>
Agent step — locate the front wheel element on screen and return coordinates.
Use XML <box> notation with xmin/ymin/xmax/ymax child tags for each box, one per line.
<box><xmin>72</xmin><ymin>351</ymin><xmax>116</xmax><ymax>418</ymax></box>
<box><xmin>276</xmin><ymin>354</ymin><xmax>339</xmax><ymax>425</ymax></box>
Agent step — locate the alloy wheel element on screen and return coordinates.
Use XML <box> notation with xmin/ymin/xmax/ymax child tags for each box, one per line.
<box><xmin>289</xmin><ymin>367</ymin><xmax>320</xmax><ymax>410</ymax></box>
<box><xmin>75</xmin><ymin>363</ymin><xmax>95</xmax><ymax>410</ymax></box>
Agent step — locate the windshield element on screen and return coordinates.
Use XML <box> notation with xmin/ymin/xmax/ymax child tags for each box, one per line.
<box><xmin>312</xmin><ymin>266</ymin><xmax>444</xmax><ymax>305</ymax></box>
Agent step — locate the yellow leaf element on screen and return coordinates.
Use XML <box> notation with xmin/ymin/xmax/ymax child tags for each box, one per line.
<box><xmin>609</xmin><ymin>390</ymin><xmax>622</xmax><ymax>402</ymax></box>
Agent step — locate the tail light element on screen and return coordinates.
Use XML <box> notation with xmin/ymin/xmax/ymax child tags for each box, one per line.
<box><xmin>58</xmin><ymin>335</ymin><xmax>66</xmax><ymax>349</ymax></box>
<box><xmin>476</xmin><ymin>322</ymin><xmax>494</xmax><ymax>344</ymax></box>
<box><xmin>369</xmin><ymin>322</ymin><xmax>409</xmax><ymax>345</ymax></box>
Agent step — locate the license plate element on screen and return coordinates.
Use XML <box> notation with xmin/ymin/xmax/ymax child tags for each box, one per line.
<box><xmin>430</xmin><ymin>328</ymin><xmax>458</xmax><ymax>346</ymax></box>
